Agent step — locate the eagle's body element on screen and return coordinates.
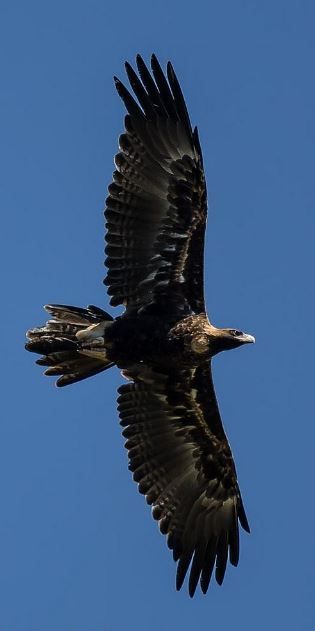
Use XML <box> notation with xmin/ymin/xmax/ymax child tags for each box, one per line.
<box><xmin>26</xmin><ymin>55</ymin><xmax>254</xmax><ymax>596</ymax></box>
<box><xmin>103</xmin><ymin>313</ymin><xmax>228</xmax><ymax>365</ymax></box>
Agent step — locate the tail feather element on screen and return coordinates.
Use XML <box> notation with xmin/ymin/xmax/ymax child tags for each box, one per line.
<box><xmin>25</xmin><ymin>304</ymin><xmax>114</xmax><ymax>387</ymax></box>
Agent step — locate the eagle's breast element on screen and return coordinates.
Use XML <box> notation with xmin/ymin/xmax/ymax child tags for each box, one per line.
<box><xmin>169</xmin><ymin>313</ymin><xmax>212</xmax><ymax>360</ymax></box>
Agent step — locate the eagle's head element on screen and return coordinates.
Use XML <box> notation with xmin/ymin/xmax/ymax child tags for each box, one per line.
<box><xmin>211</xmin><ymin>327</ymin><xmax>255</xmax><ymax>355</ymax></box>
<box><xmin>191</xmin><ymin>322</ymin><xmax>255</xmax><ymax>357</ymax></box>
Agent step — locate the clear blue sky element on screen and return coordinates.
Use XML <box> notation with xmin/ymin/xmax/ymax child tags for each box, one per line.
<box><xmin>1</xmin><ymin>1</ymin><xmax>314</xmax><ymax>629</ymax></box>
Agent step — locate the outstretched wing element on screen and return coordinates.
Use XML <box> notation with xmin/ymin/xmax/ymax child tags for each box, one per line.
<box><xmin>117</xmin><ymin>362</ymin><xmax>249</xmax><ymax>597</ymax></box>
<box><xmin>104</xmin><ymin>54</ymin><xmax>207</xmax><ymax>315</ymax></box>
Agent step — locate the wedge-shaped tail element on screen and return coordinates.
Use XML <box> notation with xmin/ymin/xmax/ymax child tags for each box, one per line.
<box><xmin>25</xmin><ymin>304</ymin><xmax>114</xmax><ymax>387</ymax></box>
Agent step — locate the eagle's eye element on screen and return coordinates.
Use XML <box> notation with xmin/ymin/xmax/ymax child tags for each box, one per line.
<box><xmin>230</xmin><ymin>329</ymin><xmax>243</xmax><ymax>337</ymax></box>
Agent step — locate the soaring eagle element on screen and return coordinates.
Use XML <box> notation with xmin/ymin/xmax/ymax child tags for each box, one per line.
<box><xmin>26</xmin><ymin>55</ymin><xmax>255</xmax><ymax>596</ymax></box>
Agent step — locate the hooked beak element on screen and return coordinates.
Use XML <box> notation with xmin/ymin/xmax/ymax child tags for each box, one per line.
<box><xmin>241</xmin><ymin>333</ymin><xmax>255</xmax><ymax>344</ymax></box>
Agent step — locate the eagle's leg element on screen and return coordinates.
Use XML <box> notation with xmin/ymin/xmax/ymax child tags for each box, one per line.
<box><xmin>25</xmin><ymin>304</ymin><xmax>114</xmax><ymax>387</ymax></box>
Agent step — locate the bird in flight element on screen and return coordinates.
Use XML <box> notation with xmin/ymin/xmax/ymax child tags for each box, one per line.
<box><xmin>26</xmin><ymin>54</ymin><xmax>255</xmax><ymax>597</ymax></box>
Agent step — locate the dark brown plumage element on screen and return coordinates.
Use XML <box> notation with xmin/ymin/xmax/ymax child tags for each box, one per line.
<box><xmin>25</xmin><ymin>55</ymin><xmax>254</xmax><ymax>596</ymax></box>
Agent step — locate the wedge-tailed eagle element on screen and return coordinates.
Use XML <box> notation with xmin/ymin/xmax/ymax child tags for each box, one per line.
<box><xmin>26</xmin><ymin>54</ymin><xmax>255</xmax><ymax>596</ymax></box>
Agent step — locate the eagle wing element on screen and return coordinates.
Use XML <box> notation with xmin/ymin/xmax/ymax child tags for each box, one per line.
<box><xmin>117</xmin><ymin>362</ymin><xmax>249</xmax><ymax>596</ymax></box>
<box><xmin>104</xmin><ymin>55</ymin><xmax>207</xmax><ymax>315</ymax></box>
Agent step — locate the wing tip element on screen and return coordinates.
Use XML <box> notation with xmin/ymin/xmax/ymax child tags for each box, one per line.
<box><xmin>238</xmin><ymin>500</ymin><xmax>250</xmax><ymax>533</ymax></box>
<box><xmin>136</xmin><ymin>52</ymin><xmax>144</xmax><ymax>66</ymax></box>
